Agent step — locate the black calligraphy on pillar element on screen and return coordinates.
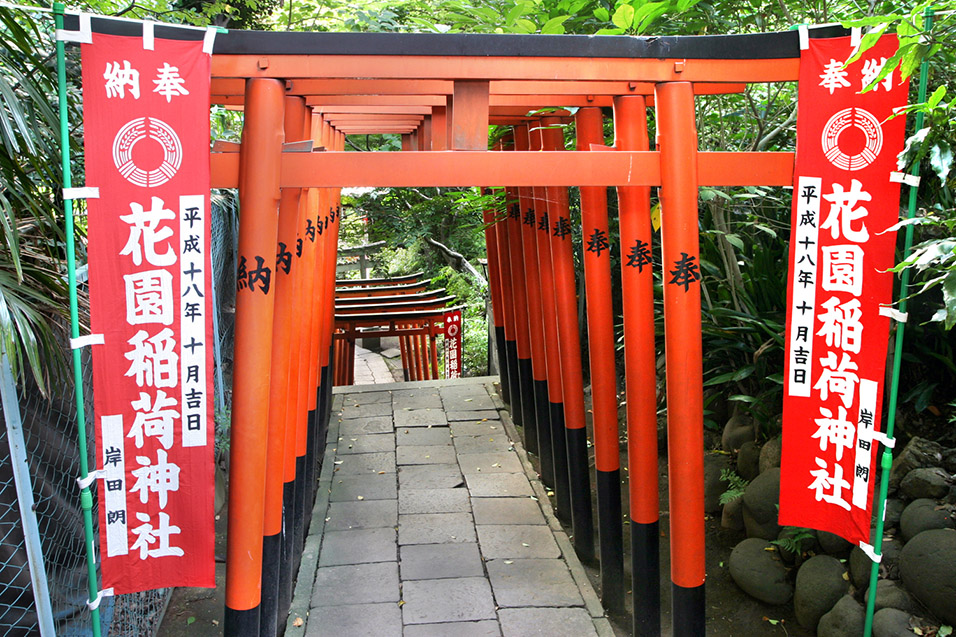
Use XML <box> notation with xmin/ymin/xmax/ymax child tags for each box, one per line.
<box><xmin>296</xmin><ymin>238</ymin><xmax>303</xmax><ymax>257</ymax></box>
<box><xmin>552</xmin><ymin>216</ymin><xmax>572</xmax><ymax>239</ymax></box>
<box><xmin>277</xmin><ymin>242</ymin><xmax>292</xmax><ymax>274</ymax></box>
<box><xmin>237</xmin><ymin>255</ymin><xmax>273</xmax><ymax>294</ymax></box>
<box><xmin>508</xmin><ymin>204</ymin><xmax>521</xmax><ymax>221</ymax></box>
<box><xmin>523</xmin><ymin>209</ymin><xmax>535</xmax><ymax>226</ymax></box>
<box><xmin>306</xmin><ymin>219</ymin><xmax>316</xmax><ymax>242</ymax></box>
<box><xmin>586</xmin><ymin>228</ymin><xmax>610</xmax><ymax>257</ymax></box>
<box><xmin>625</xmin><ymin>239</ymin><xmax>653</xmax><ymax>272</ymax></box>
<box><xmin>537</xmin><ymin>212</ymin><xmax>549</xmax><ymax>233</ymax></box>
<box><xmin>668</xmin><ymin>252</ymin><xmax>701</xmax><ymax>291</ymax></box>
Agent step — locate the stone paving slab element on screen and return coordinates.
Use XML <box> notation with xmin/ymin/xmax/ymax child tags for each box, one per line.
<box><xmin>399</xmin><ymin>542</ymin><xmax>484</xmax><ymax>580</ymax></box>
<box><xmin>476</xmin><ymin>524</ymin><xmax>562</xmax><ymax>559</ymax></box>
<box><xmin>300</xmin><ymin>378</ymin><xmax>609</xmax><ymax>637</ymax></box>
<box><xmin>465</xmin><ymin>472</ymin><xmax>534</xmax><ymax>497</ymax></box>
<box><xmin>497</xmin><ymin>608</ymin><xmax>598</xmax><ymax>637</ymax></box>
<box><xmin>451</xmin><ymin>422</ymin><xmax>508</xmax><ymax>437</ymax></box>
<box><xmin>338</xmin><ymin>401</ymin><xmax>393</xmax><ymax>419</ymax></box>
<box><xmin>328</xmin><ymin>472</ymin><xmax>397</xmax><ymax>502</ymax></box>
<box><xmin>395</xmin><ymin>427</ymin><xmax>453</xmax><ymax>446</ymax></box>
<box><xmin>339</xmin><ymin>390</ymin><xmax>392</xmax><ymax>406</ymax></box>
<box><xmin>403</xmin><ymin>620</ymin><xmax>501</xmax><ymax>637</ymax></box>
<box><xmin>453</xmin><ymin>435</ymin><xmax>514</xmax><ymax>455</ymax></box>
<box><xmin>324</xmin><ymin>499</ymin><xmax>397</xmax><ymax>531</ymax></box>
<box><xmin>318</xmin><ymin>527</ymin><xmax>397</xmax><ymax>566</ymax></box>
<box><xmin>394</xmin><ymin>408</ymin><xmax>449</xmax><ymax>427</ymax></box>
<box><xmin>304</xmin><ymin>602</ymin><xmax>403</xmax><ymax>637</ymax></box>
<box><xmin>398</xmin><ymin>463</ymin><xmax>465</xmax><ymax>489</ymax></box>
<box><xmin>333</xmin><ymin>450</ymin><xmax>396</xmax><ymax>475</ymax></box>
<box><xmin>443</xmin><ymin>395</ymin><xmax>497</xmax><ymax>411</ymax></box>
<box><xmin>399</xmin><ymin>487</ymin><xmax>471</xmax><ymax>514</ymax></box>
<box><xmin>472</xmin><ymin>497</ymin><xmax>547</xmax><ymax>525</ymax></box>
<box><xmin>394</xmin><ymin>393</ymin><xmax>443</xmax><ymax>410</ymax></box>
<box><xmin>311</xmin><ymin>561</ymin><xmax>400</xmax><ymax>606</ymax></box>
<box><xmin>398</xmin><ymin>512</ymin><xmax>477</xmax><ymax>545</ymax></box>
<box><xmin>402</xmin><ymin>577</ymin><xmax>497</xmax><ymax>625</ymax></box>
<box><xmin>396</xmin><ymin>444</ymin><xmax>458</xmax><ymax>465</ymax></box>
<box><xmin>486</xmin><ymin>559</ymin><xmax>584</xmax><ymax>607</ymax></box>
<box><xmin>459</xmin><ymin>451</ymin><xmax>524</xmax><ymax>474</ymax></box>
<box><xmin>335</xmin><ymin>433</ymin><xmax>395</xmax><ymax>455</ymax></box>
<box><xmin>338</xmin><ymin>415</ymin><xmax>393</xmax><ymax>435</ymax></box>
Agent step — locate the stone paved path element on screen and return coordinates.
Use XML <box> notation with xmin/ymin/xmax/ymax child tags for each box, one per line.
<box><xmin>352</xmin><ymin>344</ymin><xmax>398</xmax><ymax>384</ymax></box>
<box><xmin>287</xmin><ymin>377</ymin><xmax>612</xmax><ymax>637</ymax></box>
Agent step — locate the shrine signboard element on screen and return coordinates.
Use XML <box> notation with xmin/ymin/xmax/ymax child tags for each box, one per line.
<box><xmin>83</xmin><ymin>32</ymin><xmax>214</xmax><ymax>592</ymax></box>
<box><xmin>780</xmin><ymin>34</ymin><xmax>909</xmax><ymax>545</ymax></box>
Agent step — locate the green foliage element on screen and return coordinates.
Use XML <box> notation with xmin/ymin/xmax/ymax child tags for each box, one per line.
<box><xmin>0</xmin><ymin>7</ymin><xmax>78</xmax><ymax>393</ymax></box>
<box><xmin>719</xmin><ymin>467</ymin><xmax>748</xmax><ymax>505</ymax></box>
<box><xmin>771</xmin><ymin>526</ymin><xmax>816</xmax><ymax>555</ymax></box>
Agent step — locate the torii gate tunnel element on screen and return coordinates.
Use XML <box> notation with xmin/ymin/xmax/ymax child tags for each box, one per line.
<box><xmin>77</xmin><ymin>19</ymin><xmax>850</xmax><ymax>637</ymax></box>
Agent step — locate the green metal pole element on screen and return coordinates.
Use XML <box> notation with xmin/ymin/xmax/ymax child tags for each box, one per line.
<box><xmin>863</xmin><ymin>9</ymin><xmax>933</xmax><ymax>637</ymax></box>
<box><xmin>53</xmin><ymin>5</ymin><xmax>103</xmax><ymax>636</ymax></box>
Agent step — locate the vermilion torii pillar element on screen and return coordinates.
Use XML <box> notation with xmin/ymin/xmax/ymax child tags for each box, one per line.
<box><xmin>657</xmin><ymin>81</ymin><xmax>706</xmax><ymax>636</ymax></box>
<box><xmin>574</xmin><ymin>107</ymin><xmax>625</xmax><ymax>614</ymax></box>
<box><xmin>225</xmin><ymin>76</ymin><xmax>284</xmax><ymax>637</ymax></box>
<box><xmin>540</xmin><ymin>118</ymin><xmax>595</xmax><ymax>565</ymax></box>
<box><xmin>614</xmin><ymin>94</ymin><xmax>661</xmax><ymax>636</ymax></box>
<box><xmin>260</xmin><ymin>95</ymin><xmax>307</xmax><ymax>637</ymax></box>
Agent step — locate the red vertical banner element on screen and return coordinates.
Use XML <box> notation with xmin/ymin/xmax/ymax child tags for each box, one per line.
<box><xmin>780</xmin><ymin>35</ymin><xmax>908</xmax><ymax>545</ymax></box>
<box><xmin>82</xmin><ymin>32</ymin><xmax>214</xmax><ymax>592</ymax></box>
<box><xmin>444</xmin><ymin>310</ymin><xmax>463</xmax><ymax>378</ymax></box>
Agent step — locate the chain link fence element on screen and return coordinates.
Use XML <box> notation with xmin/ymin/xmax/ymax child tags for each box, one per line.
<box><xmin>0</xmin><ymin>195</ymin><xmax>238</xmax><ymax>636</ymax></box>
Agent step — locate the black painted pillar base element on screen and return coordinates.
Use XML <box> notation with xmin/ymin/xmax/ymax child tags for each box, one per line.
<box><xmin>596</xmin><ymin>468</ymin><xmax>625</xmax><ymax>615</ymax></box>
<box><xmin>495</xmin><ymin>326</ymin><xmax>510</xmax><ymax>404</ymax></box>
<box><xmin>565</xmin><ymin>425</ymin><xmax>594</xmax><ymax>562</ymax></box>
<box><xmin>292</xmin><ymin>453</ymin><xmax>306</xmax><ymax>578</ymax></box>
<box><xmin>278</xmin><ymin>481</ymin><xmax>294</xmax><ymax>623</ymax></box>
<box><xmin>631</xmin><ymin>519</ymin><xmax>661</xmax><ymax>637</ymax></box>
<box><xmin>533</xmin><ymin>380</ymin><xmax>553</xmax><ymax>487</ymax></box>
<box><xmin>260</xmin><ymin>533</ymin><xmax>280</xmax><ymax>637</ymax></box>
<box><xmin>517</xmin><ymin>358</ymin><xmax>536</xmax><ymax>455</ymax></box>
<box><xmin>305</xmin><ymin>405</ymin><xmax>317</xmax><ymax>516</ymax></box>
<box><xmin>224</xmin><ymin>606</ymin><xmax>259</xmax><ymax>637</ymax></box>
<box><xmin>505</xmin><ymin>340</ymin><xmax>522</xmax><ymax>426</ymax></box>
<box><xmin>672</xmin><ymin>582</ymin><xmax>705</xmax><ymax>636</ymax></box>
<box><xmin>549</xmin><ymin>401</ymin><xmax>569</xmax><ymax>518</ymax></box>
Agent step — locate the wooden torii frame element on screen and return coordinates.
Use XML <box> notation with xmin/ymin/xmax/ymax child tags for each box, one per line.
<box><xmin>103</xmin><ymin>22</ymin><xmax>848</xmax><ymax>637</ymax></box>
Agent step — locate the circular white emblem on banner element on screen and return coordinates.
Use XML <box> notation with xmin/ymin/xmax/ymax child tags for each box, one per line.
<box><xmin>446</xmin><ymin>323</ymin><xmax>460</xmax><ymax>338</ymax></box>
<box><xmin>820</xmin><ymin>107</ymin><xmax>883</xmax><ymax>171</ymax></box>
<box><xmin>112</xmin><ymin>117</ymin><xmax>183</xmax><ymax>187</ymax></box>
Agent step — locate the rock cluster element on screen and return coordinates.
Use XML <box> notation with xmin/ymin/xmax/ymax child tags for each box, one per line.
<box><xmin>717</xmin><ymin>430</ymin><xmax>956</xmax><ymax>634</ymax></box>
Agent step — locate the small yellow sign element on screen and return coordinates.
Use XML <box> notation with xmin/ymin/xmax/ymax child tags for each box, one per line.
<box><xmin>651</xmin><ymin>202</ymin><xmax>661</xmax><ymax>232</ymax></box>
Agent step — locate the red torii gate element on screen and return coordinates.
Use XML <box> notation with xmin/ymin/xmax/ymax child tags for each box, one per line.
<box><xmin>62</xmin><ymin>21</ymin><xmax>846</xmax><ymax>636</ymax></box>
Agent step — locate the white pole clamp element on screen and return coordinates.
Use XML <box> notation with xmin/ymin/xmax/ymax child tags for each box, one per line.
<box><xmin>859</xmin><ymin>542</ymin><xmax>882</xmax><ymax>563</ymax></box>
<box><xmin>76</xmin><ymin>469</ymin><xmax>106</xmax><ymax>490</ymax></box>
<box><xmin>63</xmin><ymin>187</ymin><xmax>100</xmax><ymax>200</ymax></box>
<box><xmin>70</xmin><ymin>334</ymin><xmax>105</xmax><ymax>350</ymax></box>
<box><xmin>55</xmin><ymin>12</ymin><xmax>92</xmax><ymax>44</ymax></box>
<box><xmin>879</xmin><ymin>306</ymin><xmax>908</xmax><ymax>323</ymax></box>
<box><xmin>142</xmin><ymin>20</ymin><xmax>155</xmax><ymax>50</ymax></box>
<box><xmin>87</xmin><ymin>588</ymin><xmax>114</xmax><ymax>611</ymax></box>
<box><xmin>203</xmin><ymin>27</ymin><xmax>218</xmax><ymax>55</ymax></box>
<box><xmin>890</xmin><ymin>172</ymin><xmax>921</xmax><ymax>187</ymax></box>
<box><xmin>798</xmin><ymin>25</ymin><xmax>809</xmax><ymax>51</ymax></box>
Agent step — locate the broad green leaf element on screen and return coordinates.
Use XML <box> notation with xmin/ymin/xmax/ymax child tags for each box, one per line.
<box><xmin>611</xmin><ymin>4</ymin><xmax>634</xmax><ymax>30</ymax></box>
<box><xmin>595</xmin><ymin>27</ymin><xmax>626</xmax><ymax>35</ymax></box>
<box><xmin>929</xmin><ymin>141</ymin><xmax>953</xmax><ymax>186</ymax></box>
<box><xmin>505</xmin><ymin>3</ymin><xmax>529</xmax><ymax>27</ymax></box>
<box><xmin>513</xmin><ymin>18</ymin><xmax>537</xmax><ymax>33</ymax></box>
<box><xmin>677</xmin><ymin>0</ymin><xmax>701</xmax><ymax>11</ymax></box>
<box><xmin>942</xmin><ymin>271</ymin><xmax>956</xmax><ymax>331</ymax></box>
<box><xmin>926</xmin><ymin>85</ymin><xmax>947</xmax><ymax>109</ymax></box>
<box><xmin>593</xmin><ymin>6</ymin><xmax>609</xmax><ymax>21</ymax></box>
<box><xmin>541</xmin><ymin>15</ymin><xmax>569</xmax><ymax>34</ymax></box>
<box><xmin>724</xmin><ymin>233</ymin><xmax>745</xmax><ymax>251</ymax></box>
<box><xmin>846</xmin><ymin>25</ymin><xmax>888</xmax><ymax>66</ymax></box>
